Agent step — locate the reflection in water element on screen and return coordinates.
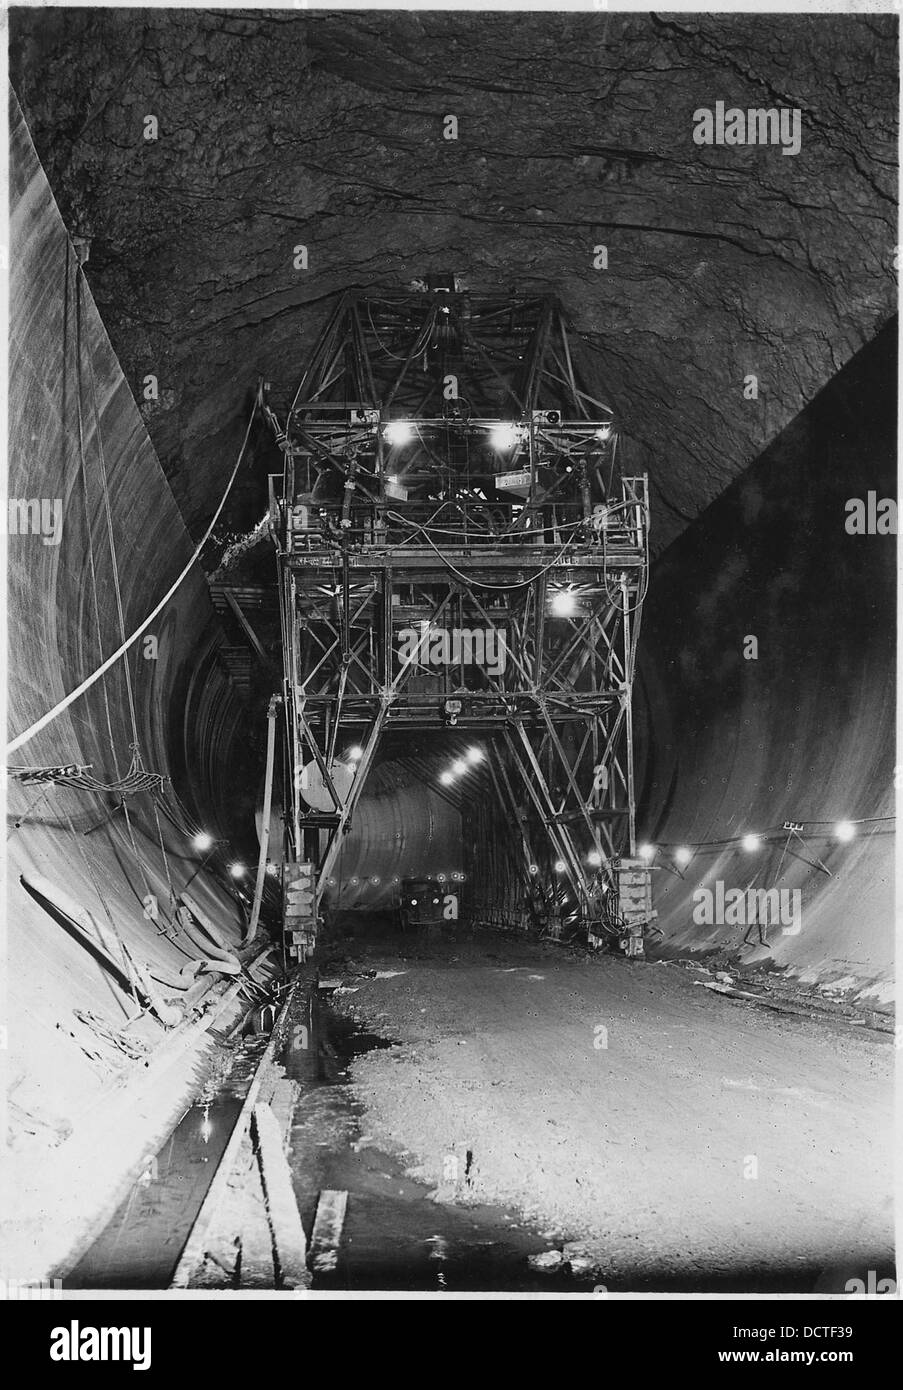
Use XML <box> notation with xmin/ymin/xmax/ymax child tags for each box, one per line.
<box><xmin>64</xmin><ymin>1040</ymin><xmax>268</xmax><ymax>1289</ymax></box>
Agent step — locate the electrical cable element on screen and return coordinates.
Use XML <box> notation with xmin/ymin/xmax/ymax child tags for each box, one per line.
<box><xmin>7</xmin><ymin>753</ymin><xmax>164</xmax><ymax>794</ymax></box>
<box><xmin>384</xmin><ymin>510</ymin><xmax>581</xmax><ymax>590</ymax></box>
<box><xmin>6</xmin><ymin>321</ymin><xmax>259</xmax><ymax>754</ymax></box>
<box><xmin>366</xmin><ymin>301</ymin><xmax>435</xmax><ymax>366</ymax></box>
<box><xmin>648</xmin><ymin>814</ymin><xmax>895</xmax><ymax>853</ymax></box>
<box><xmin>77</xmin><ymin>273</ymin><xmax>163</xmax><ymax>918</ymax></box>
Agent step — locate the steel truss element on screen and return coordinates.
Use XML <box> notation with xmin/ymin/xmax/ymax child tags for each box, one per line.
<box><xmin>263</xmin><ymin>283</ymin><xmax>649</xmax><ymax>930</ymax></box>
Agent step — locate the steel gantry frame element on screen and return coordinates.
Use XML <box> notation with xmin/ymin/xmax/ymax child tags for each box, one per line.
<box><xmin>262</xmin><ymin>280</ymin><xmax>649</xmax><ymax>934</ymax></box>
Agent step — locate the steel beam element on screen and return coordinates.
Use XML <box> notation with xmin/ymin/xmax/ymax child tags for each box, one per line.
<box><xmin>265</xmin><ymin>287</ymin><xmax>649</xmax><ymax>938</ymax></box>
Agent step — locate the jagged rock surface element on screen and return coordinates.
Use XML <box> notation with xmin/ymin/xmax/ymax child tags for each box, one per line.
<box><xmin>10</xmin><ymin>9</ymin><xmax>897</xmax><ymax>554</ymax></box>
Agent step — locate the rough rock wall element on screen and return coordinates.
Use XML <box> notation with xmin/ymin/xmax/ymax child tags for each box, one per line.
<box><xmin>9</xmin><ymin>10</ymin><xmax>897</xmax><ymax>554</ymax></box>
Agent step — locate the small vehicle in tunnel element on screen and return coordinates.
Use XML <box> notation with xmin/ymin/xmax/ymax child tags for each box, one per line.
<box><xmin>398</xmin><ymin>877</ymin><xmax>456</xmax><ymax>932</ymax></box>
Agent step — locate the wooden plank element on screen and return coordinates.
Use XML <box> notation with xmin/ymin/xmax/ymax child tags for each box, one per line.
<box><xmin>170</xmin><ymin>978</ymin><xmax>300</xmax><ymax>1289</ymax></box>
<box><xmin>309</xmin><ymin>1189</ymin><xmax>348</xmax><ymax>1273</ymax></box>
<box><xmin>252</xmin><ymin>1103</ymin><xmax>310</xmax><ymax>1289</ymax></box>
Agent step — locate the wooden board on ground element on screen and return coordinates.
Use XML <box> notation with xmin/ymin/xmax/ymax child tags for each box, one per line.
<box><xmin>309</xmin><ymin>1189</ymin><xmax>348</xmax><ymax>1273</ymax></box>
<box><xmin>253</xmin><ymin>1102</ymin><xmax>310</xmax><ymax>1289</ymax></box>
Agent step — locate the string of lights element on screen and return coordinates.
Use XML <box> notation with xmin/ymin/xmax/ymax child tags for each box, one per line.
<box><xmin>537</xmin><ymin>815</ymin><xmax>895</xmax><ymax>883</ymax></box>
<box><xmin>632</xmin><ymin>815</ymin><xmax>894</xmax><ymax>869</ymax></box>
<box><xmin>438</xmin><ymin>743</ymin><xmax>485</xmax><ymax>786</ymax></box>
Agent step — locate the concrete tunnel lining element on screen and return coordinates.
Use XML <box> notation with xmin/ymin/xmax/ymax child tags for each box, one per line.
<box><xmin>2</xmin><ymin>12</ymin><xmax>897</xmax><ymax>1297</ymax></box>
<box><xmin>6</xmin><ymin>94</ymin><xmax>260</xmax><ymax>1276</ymax></box>
<box><xmin>634</xmin><ymin>320</ymin><xmax>896</xmax><ymax>1003</ymax></box>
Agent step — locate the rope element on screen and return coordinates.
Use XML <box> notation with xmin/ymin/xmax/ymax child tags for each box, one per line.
<box><xmin>6</xmin><ymin>296</ymin><xmax>259</xmax><ymax>754</ymax></box>
<box><xmin>152</xmin><ymin>797</ymin><xmax>180</xmax><ymax>921</ymax></box>
<box><xmin>69</xmin><ymin>274</ymin><xmax>161</xmax><ymax>920</ymax></box>
<box><xmin>8</xmin><ymin>764</ymin><xmax>89</xmax><ymax>784</ymax></box>
<box><xmin>84</xmin><ymin>295</ymin><xmax>140</xmax><ymax>745</ymax></box>
<box><xmin>154</xmin><ymin>790</ymin><xmax>212</xmax><ymax>845</ymax></box>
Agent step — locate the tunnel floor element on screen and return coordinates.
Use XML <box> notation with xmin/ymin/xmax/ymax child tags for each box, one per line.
<box><xmin>285</xmin><ymin>994</ymin><xmax>596</xmax><ymax>1293</ymax></box>
<box><xmin>303</xmin><ymin>922</ymin><xmax>894</xmax><ymax>1293</ymax></box>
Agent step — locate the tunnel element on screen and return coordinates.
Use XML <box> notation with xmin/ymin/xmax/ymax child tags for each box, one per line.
<box><xmin>2</xmin><ymin>10</ymin><xmax>896</xmax><ymax>1304</ymax></box>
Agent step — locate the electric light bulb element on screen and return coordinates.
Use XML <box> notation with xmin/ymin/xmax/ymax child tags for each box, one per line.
<box><xmin>490</xmin><ymin>422</ymin><xmax>520</xmax><ymax>450</ymax></box>
<box><xmin>550</xmin><ymin>587</ymin><xmax>578</xmax><ymax>617</ymax></box>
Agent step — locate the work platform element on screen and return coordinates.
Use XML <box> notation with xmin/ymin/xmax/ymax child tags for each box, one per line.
<box><xmin>262</xmin><ymin>284</ymin><xmax>651</xmax><ymax>946</ymax></box>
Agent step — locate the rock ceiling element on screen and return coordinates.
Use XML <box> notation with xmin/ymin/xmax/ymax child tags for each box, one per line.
<box><xmin>10</xmin><ymin>8</ymin><xmax>897</xmax><ymax>558</ymax></box>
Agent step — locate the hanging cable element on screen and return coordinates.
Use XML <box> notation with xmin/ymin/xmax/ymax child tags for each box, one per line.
<box><xmin>7</xmin><ymin>752</ymin><xmax>164</xmax><ymax>794</ymax></box>
<box><xmin>646</xmin><ymin>814</ymin><xmax>895</xmax><ymax>856</ymax></box>
<box><xmin>152</xmin><ymin>797</ymin><xmax>180</xmax><ymax>924</ymax></box>
<box><xmin>385</xmin><ymin>510</ymin><xmax>581</xmax><ymax>590</ymax></box>
<box><xmin>68</xmin><ymin>271</ymin><xmax>161</xmax><ymax>918</ymax></box>
<box><xmin>6</xmin><ymin>301</ymin><xmax>260</xmax><ymax>755</ymax></box>
<box><xmin>84</xmin><ymin>295</ymin><xmax>140</xmax><ymax>746</ymax></box>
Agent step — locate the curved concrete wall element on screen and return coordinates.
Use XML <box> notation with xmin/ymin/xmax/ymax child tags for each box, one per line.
<box><xmin>326</xmin><ymin>775</ymin><xmax>462</xmax><ymax>911</ymax></box>
<box><xmin>5</xmin><ymin>92</ymin><xmax>251</xmax><ymax>1161</ymax></box>
<box><xmin>636</xmin><ymin>320</ymin><xmax>896</xmax><ymax>1007</ymax></box>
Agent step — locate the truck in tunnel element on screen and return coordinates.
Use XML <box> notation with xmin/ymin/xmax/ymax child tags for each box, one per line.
<box><xmin>1</xmin><ymin>4</ymin><xmax>897</xmax><ymax>1337</ymax></box>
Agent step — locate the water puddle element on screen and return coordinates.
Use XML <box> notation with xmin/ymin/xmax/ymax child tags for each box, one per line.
<box><xmin>64</xmin><ymin>1037</ymin><xmax>268</xmax><ymax>1289</ymax></box>
<box><xmin>64</xmin><ymin>989</ymin><xmax>602</xmax><ymax>1292</ymax></box>
<box><xmin>285</xmin><ymin>987</ymin><xmax>598</xmax><ymax>1293</ymax></box>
